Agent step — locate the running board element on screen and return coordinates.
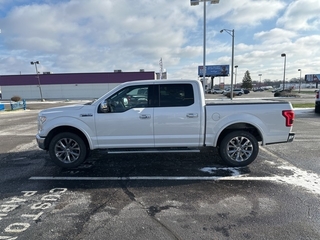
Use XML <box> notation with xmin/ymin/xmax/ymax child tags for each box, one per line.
<box><xmin>107</xmin><ymin>148</ymin><xmax>201</xmax><ymax>154</ymax></box>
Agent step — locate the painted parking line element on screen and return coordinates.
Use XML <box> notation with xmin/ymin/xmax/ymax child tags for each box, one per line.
<box><xmin>29</xmin><ymin>170</ymin><xmax>320</xmax><ymax>196</ymax></box>
<box><xmin>29</xmin><ymin>176</ymin><xmax>276</xmax><ymax>181</ymax></box>
<box><xmin>29</xmin><ymin>147</ymin><xmax>320</xmax><ymax>196</ymax></box>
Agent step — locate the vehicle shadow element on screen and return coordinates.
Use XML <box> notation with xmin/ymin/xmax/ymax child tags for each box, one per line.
<box><xmin>74</xmin><ymin>149</ymin><xmax>251</xmax><ymax>177</ymax></box>
<box><xmin>0</xmin><ymin>149</ymin><xmax>251</xmax><ymax>198</ymax></box>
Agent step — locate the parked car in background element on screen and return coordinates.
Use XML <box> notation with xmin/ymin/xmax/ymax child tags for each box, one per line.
<box><xmin>272</xmin><ymin>88</ymin><xmax>282</xmax><ymax>93</ymax></box>
<box><xmin>243</xmin><ymin>89</ymin><xmax>250</xmax><ymax>94</ymax></box>
<box><xmin>223</xmin><ymin>88</ymin><xmax>244</xmax><ymax>96</ymax></box>
<box><xmin>262</xmin><ymin>86</ymin><xmax>273</xmax><ymax>90</ymax></box>
<box><xmin>234</xmin><ymin>88</ymin><xmax>244</xmax><ymax>95</ymax></box>
<box><xmin>210</xmin><ymin>88</ymin><xmax>224</xmax><ymax>94</ymax></box>
<box><xmin>253</xmin><ymin>88</ymin><xmax>264</xmax><ymax>92</ymax></box>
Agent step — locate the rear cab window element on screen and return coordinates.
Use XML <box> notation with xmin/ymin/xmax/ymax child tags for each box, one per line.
<box><xmin>158</xmin><ymin>84</ymin><xmax>194</xmax><ymax>107</ymax></box>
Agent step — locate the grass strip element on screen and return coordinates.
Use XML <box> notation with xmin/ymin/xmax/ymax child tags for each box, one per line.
<box><xmin>291</xmin><ymin>103</ymin><xmax>314</xmax><ymax>108</ymax></box>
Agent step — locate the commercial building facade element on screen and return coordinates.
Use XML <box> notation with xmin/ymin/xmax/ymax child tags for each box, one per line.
<box><xmin>0</xmin><ymin>71</ymin><xmax>155</xmax><ymax>100</ymax></box>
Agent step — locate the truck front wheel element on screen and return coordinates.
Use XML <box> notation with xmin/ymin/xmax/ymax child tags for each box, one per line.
<box><xmin>49</xmin><ymin>132</ymin><xmax>87</xmax><ymax>168</ymax></box>
<box><xmin>219</xmin><ymin>131</ymin><xmax>259</xmax><ymax>167</ymax></box>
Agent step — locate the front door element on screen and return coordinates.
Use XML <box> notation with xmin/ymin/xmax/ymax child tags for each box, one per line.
<box><xmin>95</xmin><ymin>85</ymin><xmax>154</xmax><ymax>148</ymax></box>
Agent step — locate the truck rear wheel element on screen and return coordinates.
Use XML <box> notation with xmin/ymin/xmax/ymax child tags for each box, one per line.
<box><xmin>219</xmin><ymin>131</ymin><xmax>259</xmax><ymax>167</ymax></box>
<box><xmin>49</xmin><ymin>132</ymin><xmax>87</xmax><ymax>168</ymax></box>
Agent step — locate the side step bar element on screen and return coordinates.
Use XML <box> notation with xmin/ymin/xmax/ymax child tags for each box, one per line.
<box><xmin>107</xmin><ymin>147</ymin><xmax>201</xmax><ymax>154</ymax></box>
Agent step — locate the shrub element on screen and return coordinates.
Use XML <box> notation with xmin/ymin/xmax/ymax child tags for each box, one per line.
<box><xmin>274</xmin><ymin>91</ymin><xmax>300</xmax><ymax>98</ymax></box>
<box><xmin>11</xmin><ymin>96</ymin><xmax>22</xmax><ymax>102</ymax></box>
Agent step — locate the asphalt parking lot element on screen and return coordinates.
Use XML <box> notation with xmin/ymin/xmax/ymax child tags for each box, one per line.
<box><xmin>0</xmin><ymin>93</ymin><xmax>319</xmax><ymax>240</ymax></box>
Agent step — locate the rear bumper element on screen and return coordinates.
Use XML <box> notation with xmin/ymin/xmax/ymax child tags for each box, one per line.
<box><xmin>287</xmin><ymin>132</ymin><xmax>295</xmax><ymax>142</ymax></box>
<box><xmin>266</xmin><ymin>132</ymin><xmax>295</xmax><ymax>146</ymax></box>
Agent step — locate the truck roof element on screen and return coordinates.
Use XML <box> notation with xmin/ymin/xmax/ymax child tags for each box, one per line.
<box><xmin>121</xmin><ymin>79</ymin><xmax>200</xmax><ymax>85</ymax></box>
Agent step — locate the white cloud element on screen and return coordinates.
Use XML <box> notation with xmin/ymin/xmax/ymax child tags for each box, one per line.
<box><xmin>2</xmin><ymin>0</ymin><xmax>199</xmax><ymax>74</ymax></box>
<box><xmin>254</xmin><ymin>28</ymin><xmax>297</xmax><ymax>44</ymax></box>
<box><xmin>0</xmin><ymin>0</ymin><xmax>319</xmax><ymax>83</ymax></box>
<box><xmin>277</xmin><ymin>0</ymin><xmax>320</xmax><ymax>30</ymax></box>
<box><xmin>217</xmin><ymin>0</ymin><xmax>286</xmax><ymax>28</ymax></box>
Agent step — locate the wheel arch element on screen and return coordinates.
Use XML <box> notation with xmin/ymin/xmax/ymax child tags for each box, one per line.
<box><xmin>44</xmin><ymin>126</ymin><xmax>91</xmax><ymax>151</ymax></box>
<box><xmin>216</xmin><ymin>122</ymin><xmax>263</xmax><ymax>148</ymax></box>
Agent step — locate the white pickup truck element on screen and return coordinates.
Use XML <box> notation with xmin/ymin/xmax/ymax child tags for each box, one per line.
<box><xmin>36</xmin><ymin>79</ymin><xmax>295</xmax><ymax>168</ymax></box>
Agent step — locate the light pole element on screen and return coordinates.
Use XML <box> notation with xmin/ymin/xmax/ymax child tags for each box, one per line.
<box><xmin>191</xmin><ymin>0</ymin><xmax>220</xmax><ymax>93</ymax></box>
<box><xmin>31</xmin><ymin>61</ymin><xmax>44</xmax><ymax>101</ymax></box>
<box><xmin>281</xmin><ymin>53</ymin><xmax>286</xmax><ymax>90</ymax></box>
<box><xmin>220</xmin><ymin>28</ymin><xmax>235</xmax><ymax>99</ymax></box>
<box><xmin>234</xmin><ymin>65</ymin><xmax>238</xmax><ymax>87</ymax></box>
<box><xmin>298</xmin><ymin>69</ymin><xmax>302</xmax><ymax>93</ymax></box>
<box><xmin>259</xmin><ymin>74</ymin><xmax>262</xmax><ymax>88</ymax></box>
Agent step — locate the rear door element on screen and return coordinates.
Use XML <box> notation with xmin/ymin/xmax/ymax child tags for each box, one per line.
<box><xmin>153</xmin><ymin>83</ymin><xmax>201</xmax><ymax>147</ymax></box>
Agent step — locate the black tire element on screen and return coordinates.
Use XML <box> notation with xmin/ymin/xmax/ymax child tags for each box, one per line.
<box><xmin>315</xmin><ymin>105</ymin><xmax>320</xmax><ymax>114</ymax></box>
<box><xmin>219</xmin><ymin>131</ymin><xmax>259</xmax><ymax>167</ymax></box>
<box><xmin>49</xmin><ymin>132</ymin><xmax>87</xmax><ymax>168</ymax></box>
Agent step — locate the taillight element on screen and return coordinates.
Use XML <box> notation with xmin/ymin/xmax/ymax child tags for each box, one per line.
<box><xmin>316</xmin><ymin>91</ymin><xmax>319</xmax><ymax>99</ymax></box>
<box><xmin>282</xmin><ymin>110</ymin><xmax>294</xmax><ymax>127</ymax></box>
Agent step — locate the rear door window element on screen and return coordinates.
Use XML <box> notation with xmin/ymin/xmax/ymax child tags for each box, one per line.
<box><xmin>158</xmin><ymin>84</ymin><xmax>194</xmax><ymax>107</ymax></box>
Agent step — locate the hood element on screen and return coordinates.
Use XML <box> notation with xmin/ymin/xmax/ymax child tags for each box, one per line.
<box><xmin>40</xmin><ymin>104</ymin><xmax>85</xmax><ymax>115</ymax></box>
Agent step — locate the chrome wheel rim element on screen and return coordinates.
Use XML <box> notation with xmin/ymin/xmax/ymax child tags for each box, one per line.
<box><xmin>227</xmin><ymin>136</ymin><xmax>253</xmax><ymax>162</ymax></box>
<box><xmin>54</xmin><ymin>138</ymin><xmax>80</xmax><ymax>163</ymax></box>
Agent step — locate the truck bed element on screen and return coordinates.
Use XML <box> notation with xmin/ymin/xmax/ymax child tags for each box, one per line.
<box><xmin>205</xmin><ymin>98</ymin><xmax>289</xmax><ymax>105</ymax></box>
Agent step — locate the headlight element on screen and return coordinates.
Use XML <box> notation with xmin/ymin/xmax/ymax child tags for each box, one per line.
<box><xmin>39</xmin><ymin>116</ymin><xmax>47</xmax><ymax>124</ymax></box>
<box><xmin>38</xmin><ymin>116</ymin><xmax>47</xmax><ymax>132</ymax></box>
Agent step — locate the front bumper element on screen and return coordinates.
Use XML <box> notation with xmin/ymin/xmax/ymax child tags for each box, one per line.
<box><xmin>36</xmin><ymin>134</ymin><xmax>46</xmax><ymax>150</ymax></box>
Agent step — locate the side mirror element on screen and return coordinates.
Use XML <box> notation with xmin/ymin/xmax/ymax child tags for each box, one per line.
<box><xmin>122</xmin><ymin>97</ymin><xmax>129</xmax><ymax>107</ymax></box>
<box><xmin>100</xmin><ymin>101</ymin><xmax>109</xmax><ymax>113</ymax></box>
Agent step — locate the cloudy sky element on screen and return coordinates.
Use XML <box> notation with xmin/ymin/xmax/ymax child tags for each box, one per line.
<box><xmin>0</xmin><ymin>0</ymin><xmax>319</xmax><ymax>84</ymax></box>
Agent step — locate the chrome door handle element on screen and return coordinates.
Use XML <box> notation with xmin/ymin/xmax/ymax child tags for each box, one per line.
<box><xmin>186</xmin><ymin>113</ymin><xmax>198</xmax><ymax>118</ymax></box>
<box><xmin>139</xmin><ymin>114</ymin><xmax>151</xmax><ymax>119</ymax></box>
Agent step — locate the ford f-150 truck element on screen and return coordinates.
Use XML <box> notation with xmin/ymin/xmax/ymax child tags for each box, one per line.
<box><xmin>36</xmin><ymin>79</ymin><xmax>295</xmax><ymax>168</ymax></box>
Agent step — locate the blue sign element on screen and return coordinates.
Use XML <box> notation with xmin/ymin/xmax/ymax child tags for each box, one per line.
<box><xmin>190</xmin><ymin>0</ymin><xmax>200</xmax><ymax>5</ymax></box>
<box><xmin>198</xmin><ymin>65</ymin><xmax>229</xmax><ymax>77</ymax></box>
<box><xmin>305</xmin><ymin>74</ymin><xmax>320</xmax><ymax>82</ymax></box>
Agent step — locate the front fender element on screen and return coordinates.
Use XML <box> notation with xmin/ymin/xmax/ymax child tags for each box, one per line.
<box><xmin>40</xmin><ymin>116</ymin><xmax>97</xmax><ymax>149</ymax></box>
